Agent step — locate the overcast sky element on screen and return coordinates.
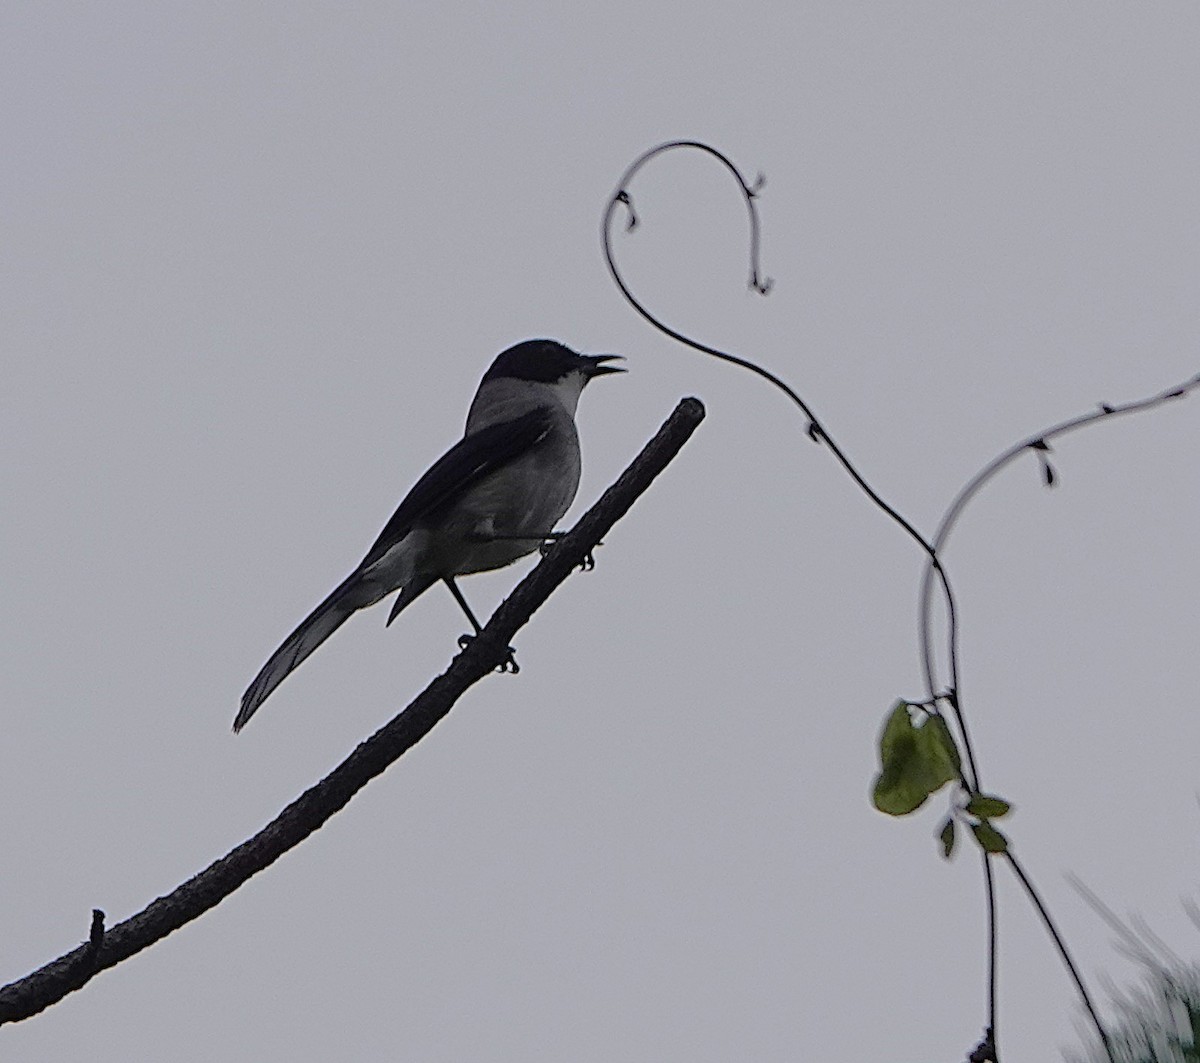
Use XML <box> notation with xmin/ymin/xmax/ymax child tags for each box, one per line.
<box><xmin>4</xmin><ymin>4</ymin><xmax>1200</xmax><ymax>1060</ymax></box>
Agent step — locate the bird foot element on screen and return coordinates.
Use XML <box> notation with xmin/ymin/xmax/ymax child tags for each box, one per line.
<box><xmin>539</xmin><ymin>536</ymin><xmax>600</xmax><ymax>570</ymax></box>
<box><xmin>457</xmin><ymin>633</ymin><xmax>520</xmax><ymax>673</ymax></box>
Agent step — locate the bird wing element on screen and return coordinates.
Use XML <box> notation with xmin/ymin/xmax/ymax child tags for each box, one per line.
<box><xmin>361</xmin><ymin>406</ymin><xmax>553</xmax><ymax>568</ymax></box>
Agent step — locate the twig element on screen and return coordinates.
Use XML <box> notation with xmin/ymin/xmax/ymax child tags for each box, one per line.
<box><xmin>917</xmin><ymin>374</ymin><xmax>1200</xmax><ymax>707</ymax></box>
<box><xmin>1004</xmin><ymin>853</ymin><xmax>1113</xmax><ymax>1062</ymax></box>
<box><xmin>603</xmin><ymin>137</ymin><xmax>997</xmax><ymax>1029</ymax></box>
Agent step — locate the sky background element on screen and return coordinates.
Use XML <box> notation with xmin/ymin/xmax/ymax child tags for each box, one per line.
<box><xmin>4</xmin><ymin>4</ymin><xmax>1200</xmax><ymax>1060</ymax></box>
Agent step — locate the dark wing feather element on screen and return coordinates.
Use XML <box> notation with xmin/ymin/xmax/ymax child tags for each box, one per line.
<box><xmin>362</xmin><ymin>407</ymin><xmax>552</xmax><ymax>568</ymax></box>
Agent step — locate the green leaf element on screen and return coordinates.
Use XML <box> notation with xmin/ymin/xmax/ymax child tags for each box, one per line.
<box><xmin>924</xmin><ymin>715</ymin><xmax>962</xmax><ymax>777</ymax></box>
<box><xmin>971</xmin><ymin>821</ymin><xmax>1009</xmax><ymax>854</ymax></box>
<box><xmin>871</xmin><ymin>702</ymin><xmax>962</xmax><ymax>816</ymax></box>
<box><xmin>965</xmin><ymin>794</ymin><xmax>1012</xmax><ymax>819</ymax></box>
<box><xmin>938</xmin><ymin>817</ymin><xmax>956</xmax><ymax>859</ymax></box>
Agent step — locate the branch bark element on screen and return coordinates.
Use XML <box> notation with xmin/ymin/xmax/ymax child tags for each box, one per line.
<box><xmin>0</xmin><ymin>397</ymin><xmax>706</xmax><ymax>1025</ymax></box>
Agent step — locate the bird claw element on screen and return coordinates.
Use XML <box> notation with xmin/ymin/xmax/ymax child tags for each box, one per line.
<box><xmin>457</xmin><ymin>633</ymin><xmax>520</xmax><ymax>673</ymax></box>
<box><xmin>539</xmin><ymin>537</ymin><xmax>601</xmax><ymax>571</ymax></box>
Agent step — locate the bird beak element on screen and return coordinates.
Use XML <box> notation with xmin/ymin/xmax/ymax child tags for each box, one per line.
<box><xmin>583</xmin><ymin>354</ymin><xmax>626</xmax><ymax>377</ymax></box>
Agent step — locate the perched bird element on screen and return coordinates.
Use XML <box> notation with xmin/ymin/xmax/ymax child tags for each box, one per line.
<box><xmin>235</xmin><ymin>339</ymin><xmax>623</xmax><ymax>731</ymax></box>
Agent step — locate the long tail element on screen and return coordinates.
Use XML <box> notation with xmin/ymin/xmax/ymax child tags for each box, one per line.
<box><xmin>235</xmin><ymin>573</ymin><xmax>364</xmax><ymax>732</ymax></box>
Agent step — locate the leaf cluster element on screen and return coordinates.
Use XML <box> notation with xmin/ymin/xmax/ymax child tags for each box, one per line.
<box><xmin>871</xmin><ymin>700</ymin><xmax>1011</xmax><ymax>859</ymax></box>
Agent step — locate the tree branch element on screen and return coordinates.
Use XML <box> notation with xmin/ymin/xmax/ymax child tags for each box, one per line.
<box><xmin>0</xmin><ymin>396</ymin><xmax>706</xmax><ymax>1025</ymax></box>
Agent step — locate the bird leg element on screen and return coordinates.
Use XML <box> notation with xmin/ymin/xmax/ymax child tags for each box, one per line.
<box><xmin>444</xmin><ymin>576</ymin><xmax>518</xmax><ymax>673</ymax></box>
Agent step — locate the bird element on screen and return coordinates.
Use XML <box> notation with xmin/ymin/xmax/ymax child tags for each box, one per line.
<box><xmin>234</xmin><ymin>339</ymin><xmax>624</xmax><ymax>732</ymax></box>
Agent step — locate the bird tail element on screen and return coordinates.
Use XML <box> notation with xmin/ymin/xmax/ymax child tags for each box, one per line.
<box><xmin>235</xmin><ymin>574</ymin><xmax>364</xmax><ymax>732</ymax></box>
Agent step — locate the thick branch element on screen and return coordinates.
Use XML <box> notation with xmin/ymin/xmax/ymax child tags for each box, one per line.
<box><xmin>0</xmin><ymin>397</ymin><xmax>706</xmax><ymax>1025</ymax></box>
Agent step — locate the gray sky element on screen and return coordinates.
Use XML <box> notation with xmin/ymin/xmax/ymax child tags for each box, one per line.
<box><xmin>4</xmin><ymin>4</ymin><xmax>1199</xmax><ymax>1060</ymax></box>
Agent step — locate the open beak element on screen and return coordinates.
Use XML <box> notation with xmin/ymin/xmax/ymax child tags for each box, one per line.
<box><xmin>583</xmin><ymin>353</ymin><xmax>626</xmax><ymax>378</ymax></box>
